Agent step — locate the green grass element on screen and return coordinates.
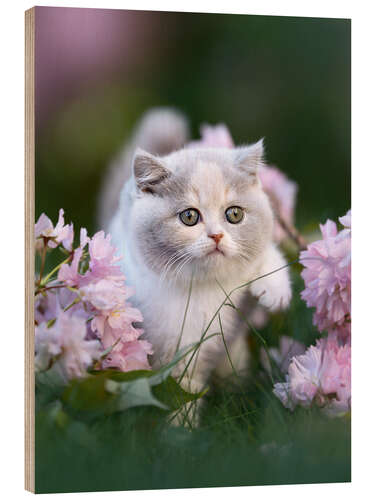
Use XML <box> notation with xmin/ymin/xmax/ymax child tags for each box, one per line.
<box><xmin>35</xmin><ymin>272</ymin><xmax>351</xmax><ymax>493</ymax></box>
<box><xmin>35</xmin><ymin>383</ymin><xmax>350</xmax><ymax>493</ymax></box>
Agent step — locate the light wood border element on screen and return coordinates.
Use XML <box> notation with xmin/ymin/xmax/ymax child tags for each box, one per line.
<box><xmin>25</xmin><ymin>7</ymin><xmax>35</xmax><ymax>494</ymax></box>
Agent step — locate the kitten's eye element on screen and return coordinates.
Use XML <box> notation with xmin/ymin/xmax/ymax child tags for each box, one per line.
<box><xmin>179</xmin><ymin>208</ymin><xmax>200</xmax><ymax>226</ymax></box>
<box><xmin>225</xmin><ymin>206</ymin><xmax>244</xmax><ymax>224</ymax></box>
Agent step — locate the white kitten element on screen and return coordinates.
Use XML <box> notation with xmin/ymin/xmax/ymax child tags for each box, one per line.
<box><xmin>103</xmin><ymin>109</ymin><xmax>292</xmax><ymax>424</ymax></box>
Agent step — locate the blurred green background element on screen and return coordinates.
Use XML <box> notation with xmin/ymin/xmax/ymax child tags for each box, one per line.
<box><xmin>34</xmin><ymin>8</ymin><xmax>351</xmax><ymax>493</ymax></box>
<box><xmin>36</xmin><ymin>9</ymin><xmax>350</xmax><ymax>236</ymax></box>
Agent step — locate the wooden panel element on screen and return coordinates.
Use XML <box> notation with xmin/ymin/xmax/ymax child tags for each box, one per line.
<box><xmin>25</xmin><ymin>6</ymin><xmax>35</xmax><ymax>494</ymax></box>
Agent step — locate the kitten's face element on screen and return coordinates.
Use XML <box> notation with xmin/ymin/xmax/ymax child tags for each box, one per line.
<box><xmin>129</xmin><ymin>144</ymin><xmax>273</xmax><ymax>282</ymax></box>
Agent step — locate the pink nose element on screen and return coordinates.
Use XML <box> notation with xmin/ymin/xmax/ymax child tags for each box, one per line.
<box><xmin>208</xmin><ymin>233</ymin><xmax>224</xmax><ymax>245</ymax></box>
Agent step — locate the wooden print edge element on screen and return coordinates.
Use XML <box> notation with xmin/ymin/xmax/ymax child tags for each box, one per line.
<box><xmin>25</xmin><ymin>6</ymin><xmax>35</xmax><ymax>494</ymax></box>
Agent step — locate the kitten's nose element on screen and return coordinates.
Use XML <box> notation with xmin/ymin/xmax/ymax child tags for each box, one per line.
<box><xmin>208</xmin><ymin>233</ymin><xmax>224</xmax><ymax>245</ymax></box>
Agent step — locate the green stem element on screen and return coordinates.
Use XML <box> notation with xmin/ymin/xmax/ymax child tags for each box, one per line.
<box><xmin>178</xmin><ymin>261</ymin><xmax>299</xmax><ymax>385</ymax></box>
<box><xmin>218</xmin><ymin>312</ymin><xmax>240</xmax><ymax>381</ymax></box>
<box><xmin>39</xmin><ymin>254</ymin><xmax>72</xmax><ymax>287</ymax></box>
<box><xmin>175</xmin><ymin>272</ymin><xmax>194</xmax><ymax>354</ymax></box>
<box><xmin>63</xmin><ymin>297</ymin><xmax>81</xmax><ymax>312</ymax></box>
<box><xmin>35</xmin><ymin>284</ymin><xmax>67</xmax><ymax>296</ymax></box>
<box><xmin>216</xmin><ymin>279</ymin><xmax>267</xmax><ymax>346</ymax></box>
<box><xmin>215</xmin><ymin>279</ymin><xmax>275</xmax><ymax>385</ymax></box>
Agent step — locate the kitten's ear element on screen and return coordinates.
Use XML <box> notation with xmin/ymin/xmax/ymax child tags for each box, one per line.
<box><xmin>234</xmin><ymin>139</ymin><xmax>264</xmax><ymax>182</ymax></box>
<box><xmin>133</xmin><ymin>148</ymin><xmax>171</xmax><ymax>193</ymax></box>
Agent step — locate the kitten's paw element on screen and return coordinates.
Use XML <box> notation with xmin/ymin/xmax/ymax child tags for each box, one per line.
<box><xmin>250</xmin><ymin>276</ymin><xmax>292</xmax><ymax>312</ymax></box>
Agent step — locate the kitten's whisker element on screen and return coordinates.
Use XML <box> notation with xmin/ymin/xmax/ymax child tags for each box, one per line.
<box><xmin>174</xmin><ymin>255</ymin><xmax>194</xmax><ymax>280</ymax></box>
<box><xmin>157</xmin><ymin>243</ymin><xmax>190</xmax><ymax>262</ymax></box>
<box><xmin>159</xmin><ymin>253</ymin><xmax>181</xmax><ymax>284</ymax></box>
<box><xmin>160</xmin><ymin>250</ymin><xmax>192</xmax><ymax>284</ymax></box>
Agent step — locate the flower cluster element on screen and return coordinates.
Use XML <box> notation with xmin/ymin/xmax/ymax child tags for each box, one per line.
<box><xmin>300</xmin><ymin>210</ymin><xmax>351</xmax><ymax>341</ymax></box>
<box><xmin>273</xmin><ymin>210</ymin><xmax>351</xmax><ymax>417</ymax></box>
<box><xmin>188</xmin><ymin>123</ymin><xmax>297</xmax><ymax>242</ymax></box>
<box><xmin>273</xmin><ymin>337</ymin><xmax>351</xmax><ymax>416</ymax></box>
<box><xmin>35</xmin><ymin>310</ymin><xmax>102</xmax><ymax>380</ymax></box>
<box><xmin>35</xmin><ymin>210</ymin><xmax>152</xmax><ymax>380</ymax></box>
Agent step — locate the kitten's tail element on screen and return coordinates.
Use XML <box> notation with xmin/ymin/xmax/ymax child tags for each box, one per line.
<box><xmin>97</xmin><ymin>107</ymin><xmax>190</xmax><ymax>229</ymax></box>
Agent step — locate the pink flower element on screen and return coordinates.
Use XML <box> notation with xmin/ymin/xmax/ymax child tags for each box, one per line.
<box><xmin>35</xmin><ymin>208</ymin><xmax>74</xmax><ymax>251</ymax></box>
<box><xmin>58</xmin><ymin>247</ymin><xmax>83</xmax><ymax>287</ymax></box>
<box><xmin>261</xmin><ymin>335</ymin><xmax>305</xmax><ymax>376</ymax></box>
<box><xmin>319</xmin><ymin>338</ymin><xmax>351</xmax><ymax>415</ymax></box>
<box><xmin>35</xmin><ymin>310</ymin><xmax>102</xmax><ymax>379</ymax></box>
<box><xmin>91</xmin><ymin>291</ymin><xmax>143</xmax><ymax>347</ymax></box>
<box><xmin>61</xmin><ymin>224</ymin><xmax>74</xmax><ymax>252</ymax></box>
<box><xmin>56</xmin><ymin>310</ymin><xmax>102</xmax><ymax>379</ymax></box>
<box><xmin>188</xmin><ymin>124</ymin><xmax>234</xmax><ymax>149</ymax></box>
<box><xmin>57</xmin><ymin>228</ymin><xmax>91</xmax><ymax>287</ymax></box>
<box><xmin>87</xmin><ymin>231</ymin><xmax>124</xmax><ymax>282</ymax></box>
<box><xmin>35</xmin><ymin>290</ymin><xmax>60</xmax><ymax>325</ymax></box>
<box><xmin>35</xmin><ymin>213</ymin><xmax>54</xmax><ymax>240</ymax></box>
<box><xmin>80</xmin><ymin>279</ymin><xmax>128</xmax><ymax>311</ymax></box>
<box><xmin>188</xmin><ymin>123</ymin><xmax>297</xmax><ymax>242</ymax></box>
<box><xmin>102</xmin><ymin>340</ymin><xmax>153</xmax><ymax>371</ymax></box>
<box><xmin>300</xmin><ymin>211</ymin><xmax>351</xmax><ymax>340</ymax></box>
<box><xmin>258</xmin><ymin>165</ymin><xmax>298</xmax><ymax>242</ymax></box>
<box><xmin>79</xmin><ymin>227</ymin><xmax>90</xmax><ymax>249</ymax></box>
<box><xmin>35</xmin><ymin>323</ymin><xmax>62</xmax><ymax>372</ymax></box>
<box><xmin>106</xmin><ymin>305</ymin><xmax>142</xmax><ymax>332</ymax></box>
<box><xmin>58</xmin><ymin>231</ymin><xmax>125</xmax><ymax>288</ymax></box>
<box><xmin>35</xmin><ymin>287</ymin><xmax>87</xmax><ymax>324</ymax></box>
<box><xmin>35</xmin><ymin>213</ymin><xmax>153</xmax><ymax>377</ymax></box>
<box><xmin>80</xmin><ymin>276</ymin><xmax>144</xmax><ymax>347</ymax></box>
<box><xmin>92</xmin><ymin>309</ymin><xmax>143</xmax><ymax>346</ymax></box>
<box><xmin>339</xmin><ymin>209</ymin><xmax>351</xmax><ymax>229</ymax></box>
<box><xmin>57</xmin><ymin>315</ymin><xmax>102</xmax><ymax>379</ymax></box>
<box><xmin>273</xmin><ymin>337</ymin><xmax>351</xmax><ymax>416</ymax></box>
<box><xmin>287</xmin><ymin>342</ymin><xmax>323</xmax><ymax>407</ymax></box>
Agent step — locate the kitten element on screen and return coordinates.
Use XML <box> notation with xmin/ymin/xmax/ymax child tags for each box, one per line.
<box><xmin>102</xmin><ymin>108</ymin><xmax>292</xmax><ymax>423</ymax></box>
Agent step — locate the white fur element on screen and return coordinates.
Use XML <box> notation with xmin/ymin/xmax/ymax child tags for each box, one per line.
<box><xmin>104</xmin><ymin>109</ymin><xmax>292</xmax><ymax>423</ymax></box>
<box><xmin>98</xmin><ymin>108</ymin><xmax>189</xmax><ymax>228</ymax></box>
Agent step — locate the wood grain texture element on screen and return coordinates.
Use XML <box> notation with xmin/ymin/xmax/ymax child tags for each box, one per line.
<box><xmin>25</xmin><ymin>7</ymin><xmax>35</xmax><ymax>494</ymax></box>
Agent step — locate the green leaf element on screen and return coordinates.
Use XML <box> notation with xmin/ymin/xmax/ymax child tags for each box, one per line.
<box><xmin>46</xmin><ymin>318</ymin><xmax>56</xmax><ymax>328</ymax></box>
<box><xmin>62</xmin><ymin>374</ymin><xmax>118</xmax><ymax>418</ymax></box>
<box><xmin>153</xmin><ymin>375</ymin><xmax>206</xmax><ymax>411</ymax></box>
<box><xmin>91</xmin><ymin>369</ymin><xmax>154</xmax><ymax>382</ymax></box>
<box><xmin>62</xmin><ymin>367</ymin><xmax>205</xmax><ymax>419</ymax></box>
<box><xmin>113</xmin><ymin>377</ymin><xmax>169</xmax><ymax>411</ymax></box>
<box><xmin>62</xmin><ymin>371</ymin><xmax>169</xmax><ymax>418</ymax></box>
<box><xmin>57</xmin><ymin>340</ymin><xmax>213</xmax><ymax>419</ymax></box>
